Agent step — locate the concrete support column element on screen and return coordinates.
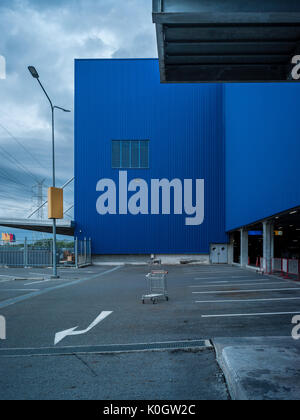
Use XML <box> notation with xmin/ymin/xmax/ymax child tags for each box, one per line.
<box><xmin>228</xmin><ymin>233</ymin><xmax>234</xmax><ymax>265</ymax></box>
<box><xmin>263</xmin><ymin>221</ymin><xmax>274</xmax><ymax>273</ymax></box>
<box><xmin>240</xmin><ymin>228</ymin><xmax>248</xmax><ymax>267</ymax></box>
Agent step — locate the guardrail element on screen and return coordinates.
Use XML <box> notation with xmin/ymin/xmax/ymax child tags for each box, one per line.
<box><xmin>258</xmin><ymin>257</ymin><xmax>300</xmax><ymax>280</ymax></box>
<box><xmin>270</xmin><ymin>258</ymin><xmax>300</xmax><ymax>280</ymax></box>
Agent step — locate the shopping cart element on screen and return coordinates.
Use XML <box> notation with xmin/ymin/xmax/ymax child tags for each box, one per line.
<box><xmin>142</xmin><ymin>270</ymin><xmax>169</xmax><ymax>304</ymax></box>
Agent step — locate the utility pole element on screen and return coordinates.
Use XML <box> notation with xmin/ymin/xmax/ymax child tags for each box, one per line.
<box><xmin>32</xmin><ymin>179</ymin><xmax>46</xmax><ymax>220</ymax></box>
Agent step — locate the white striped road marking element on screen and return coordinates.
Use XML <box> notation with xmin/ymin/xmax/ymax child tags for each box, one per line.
<box><xmin>193</xmin><ymin>279</ymin><xmax>272</xmax><ymax>284</ymax></box>
<box><xmin>25</xmin><ymin>279</ymin><xmax>53</xmax><ymax>286</ymax></box>
<box><xmin>192</xmin><ymin>287</ymin><xmax>300</xmax><ymax>294</ymax></box>
<box><xmin>196</xmin><ymin>297</ymin><xmax>300</xmax><ymax>303</ymax></box>
<box><xmin>184</xmin><ymin>271</ymin><xmax>245</xmax><ymax>274</ymax></box>
<box><xmin>29</xmin><ymin>272</ymin><xmax>50</xmax><ymax>275</ymax></box>
<box><xmin>187</xmin><ymin>271</ymin><xmax>246</xmax><ymax>274</ymax></box>
<box><xmin>201</xmin><ymin>311</ymin><xmax>300</xmax><ymax>318</ymax></box>
<box><xmin>194</xmin><ymin>276</ymin><xmax>251</xmax><ymax>280</ymax></box>
<box><xmin>0</xmin><ymin>289</ymin><xmax>40</xmax><ymax>292</ymax></box>
<box><xmin>190</xmin><ymin>282</ymin><xmax>285</xmax><ymax>288</ymax></box>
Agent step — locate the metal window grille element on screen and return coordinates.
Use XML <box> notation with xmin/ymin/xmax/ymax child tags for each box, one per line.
<box><xmin>112</xmin><ymin>140</ymin><xmax>149</xmax><ymax>169</ymax></box>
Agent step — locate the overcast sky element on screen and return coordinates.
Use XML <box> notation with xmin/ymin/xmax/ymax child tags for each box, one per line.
<box><xmin>0</xmin><ymin>0</ymin><xmax>157</xmax><ymax>225</ymax></box>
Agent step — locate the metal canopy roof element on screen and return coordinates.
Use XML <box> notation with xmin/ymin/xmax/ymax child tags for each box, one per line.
<box><xmin>152</xmin><ymin>0</ymin><xmax>300</xmax><ymax>83</ymax></box>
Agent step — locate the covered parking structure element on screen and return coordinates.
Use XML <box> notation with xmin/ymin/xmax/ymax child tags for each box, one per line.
<box><xmin>229</xmin><ymin>207</ymin><xmax>300</xmax><ymax>274</ymax></box>
<box><xmin>152</xmin><ymin>0</ymin><xmax>300</xmax><ymax>83</ymax></box>
<box><xmin>152</xmin><ymin>1</ymin><xmax>300</xmax><ymax>274</ymax></box>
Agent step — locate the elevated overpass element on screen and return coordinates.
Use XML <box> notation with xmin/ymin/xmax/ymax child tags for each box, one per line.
<box><xmin>0</xmin><ymin>218</ymin><xmax>74</xmax><ymax>237</ymax></box>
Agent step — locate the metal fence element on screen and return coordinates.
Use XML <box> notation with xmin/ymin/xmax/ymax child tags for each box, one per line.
<box><xmin>0</xmin><ymin>238</ymin><xmax>92</xmax><ymax>268</ymax></box>
<box><xmin>271</xmin><ymin>257</ymin><xmax>300</xmax><ymax>280</ymax></box>
<box><xmin>75</xmin><ymin>238</ymin><xmax>92</xmax><ymax>268</ymax></box>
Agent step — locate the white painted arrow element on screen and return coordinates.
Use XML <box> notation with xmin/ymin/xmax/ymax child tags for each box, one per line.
<box><xmin>54</xmin><ymin>311</ymin><xmax>113</xmax><ymax>345</ymax></box>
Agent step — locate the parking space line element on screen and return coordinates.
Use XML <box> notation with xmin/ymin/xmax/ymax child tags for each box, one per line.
<box><xmin>201</xmin><ymin>311</ymin><xmax>300</xmax><ymax>318</ymax></box>
<box><xmin>193</xmin><ymin>279</ymin><xmax>273</xmax><ymax>284</ymax></box>
<box><xmin>185</xmin><ymin>271</ymin><xmax>246</xmax><ymax>275</ymax></box>
<box><xmin>190</xmin><ymin>282</ymin><xmax>284</xmax><ymax>288</ymax></box>
<box><xmin>29</xmin><ymin>272</ymin><xmax>50</xmax><ymax>276</ymax></box>
<box><xmin>196</xmin><ymin>297</ymin><xmax>300</xmax><ymax>303</ymax></box>
<box><xmin>192</xmin><ymin>287</ymin><xmax>300</xmax><ymax>294</ymax></box>
<box><xmin>194</xmin><ymin>276</ymin><xmax>251</xmax><ymax>280</ymax></box>
<box><xmin>25</xmin><ymin>280</ymin><xmax>52</xmax><ymax>286</ymax></box>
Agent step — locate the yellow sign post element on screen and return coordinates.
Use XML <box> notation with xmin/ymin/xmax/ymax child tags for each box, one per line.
<box><xmin>48</xmin><ymin>187</ymin><xmax>63</xmax><ymax>219</ymax></box>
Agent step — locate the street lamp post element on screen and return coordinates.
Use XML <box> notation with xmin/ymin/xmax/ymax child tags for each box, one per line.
<box><xmin>28</xmin><ymin>66</ymin><xmax>70</xmax><ymax>279</ymax></box>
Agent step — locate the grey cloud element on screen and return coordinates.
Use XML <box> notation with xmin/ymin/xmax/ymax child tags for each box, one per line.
<box><xmin>0</xmin><ymin>0</ymin><xmax>156</xmax><ymax>220</ymax></box>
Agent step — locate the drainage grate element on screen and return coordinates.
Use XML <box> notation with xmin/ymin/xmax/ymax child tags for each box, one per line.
<box><xmin>0</xmin><ymin>339</ymin><xmax>211</xmax><ymax>357</ymax></box>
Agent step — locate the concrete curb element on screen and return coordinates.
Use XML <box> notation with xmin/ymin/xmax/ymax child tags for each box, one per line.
<box><xmin>213</xmin><ymin>342</ymin><xmax>248</xmax><ymax>400</ymax></box>
<box><xmin>212</xmin><ymin>337</ymin><xmax>300</xmax><ymax>400</ymax></box>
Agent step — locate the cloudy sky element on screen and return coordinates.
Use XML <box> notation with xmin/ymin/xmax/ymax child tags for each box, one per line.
<box><xmin>0</xmin><ymin>0</ymin><xmax>157</xmax><ymax>226</ymax></box>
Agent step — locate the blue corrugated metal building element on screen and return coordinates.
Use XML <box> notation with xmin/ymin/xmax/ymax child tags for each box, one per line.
<box><xmin>225</xmin><ymin>83</ymin><xmax>300</xmax><ymax>231</ymax></box>
<box><xmin>75</xmin><ymin>58</ymin><xmax>300</xmax><ymax>263</ymax></box>
<box><xmin>75</xmin><ymin>59</ymin><xmax>227</xmax><ymax>255</ymax></box>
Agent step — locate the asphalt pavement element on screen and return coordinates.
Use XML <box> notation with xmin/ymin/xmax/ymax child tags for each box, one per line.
<box><xmin>0</xmin><ymin>264</ymin><xmax>299</xmax><ymax>400</ymax></box>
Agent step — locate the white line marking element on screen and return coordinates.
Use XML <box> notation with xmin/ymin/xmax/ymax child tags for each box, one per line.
<box><xmin>190</xmin><ymin>282</ymin><xmax>285</xmax><ymax>288</ymax></box>
<box><xmin>196</xmin><ymin>297</ymin><xmax>300</xmax><ymax>303</ymax></box>
<box><xmin>29</xmin><ymin>272</ymin><xmax>49</xmax><ymax>276</ymax></box>
<box><xmin>193</xmin><ymin>279</ymin><xmax>272</xmax><ymax>284</ymax></box>
<box><xmin>25</xmin><ymin>279</ymin><xmax>52</xmax><ymax>286</ymax></box>
<box><xmin>54</xmin><ymin>311</ymin><xmax>113</xmax><ymax>345</ymax></box>
<box><xmin>188</xmin><ymin>272</ymin><xmax>245</xmax><ymax>274</ymax></box>
<box><xmin>201</xmin><ymin>311</ymin><xmax>300</xmax><ymax>318</ymax></box>
<box><xmin>0</xmin><ymin>266</ymin><xmax>122</xmax><ymax>310</ymax></box>
<box><xmin>194</xmin><ymin>276</ymin><xmax>250</xmax><ymax>280</ymax></box>
<box><xmin>0</xmin><ymin>289</ymin><xmax>40</xmax><ymax>292</ymax></box>
<box><xmin>192</xmin><ymin>287</ymin><xmax>300</xmax><ymax>294</ymax></box>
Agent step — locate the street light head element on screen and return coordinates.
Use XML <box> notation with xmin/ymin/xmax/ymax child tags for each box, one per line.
<box><xmin>28</xmin><ymin>66</ymin><xmax>39</xmax><ymax>79</ymax></box>
<box><xmin>54</xmin><ymin>106</ymin><xmax>71</xmax><ymax>113</ymax></box>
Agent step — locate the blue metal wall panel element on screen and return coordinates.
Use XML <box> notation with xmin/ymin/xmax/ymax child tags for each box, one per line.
<box><xmin>225</xmin><ymin>83</ymin><xmax>300</xmax><ymax>231</ymax></box>
<box><xmin>75</xmin><ymin>59</ymin><xmax>226</xmax><ymax>254</ymax></box>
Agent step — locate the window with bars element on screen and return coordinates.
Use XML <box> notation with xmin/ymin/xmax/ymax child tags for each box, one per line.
<box><xmin>112</xmin><ymin>140</ymin><xmax>149</xmax><ymax>169</ymax></box>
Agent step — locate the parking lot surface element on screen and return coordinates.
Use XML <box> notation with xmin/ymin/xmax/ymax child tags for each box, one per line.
<box><xmin>0</xmin><ymin>264</ymin><xmax>299</xmax><ymax>399</ymax></box>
